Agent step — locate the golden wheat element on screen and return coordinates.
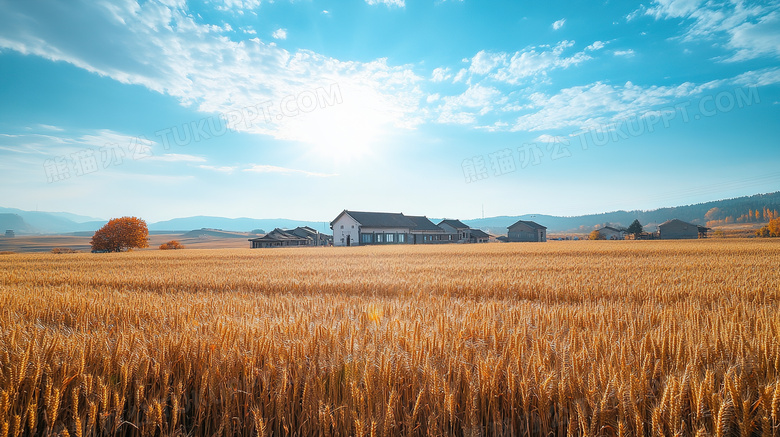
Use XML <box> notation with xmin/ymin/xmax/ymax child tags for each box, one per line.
<box><xmin>0</xmin><ymin>240</ymin><xmax>778</xmax><ymax>436</ymax></box>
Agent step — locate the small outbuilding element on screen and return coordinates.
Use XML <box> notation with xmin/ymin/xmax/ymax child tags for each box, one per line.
<box><xmin>597</xmin><ymin>226</ymin><xmax>624</xmax><ymax>240</ymax></box>
<box><xmin>507</xmin><ymin>220</ymin><xmax>547</xmax><ymax>242</ymax></box>
<box><xmin>657</xmin><ymin>219</ymin><xmax>700</xmax><ymax>239</ymax></box>
<box><xmin>469</xmin><ymin>229</ymin><xmax>491</xmax><ymax>243</ymax></box>
<box><xmin>249</xmin><ymin>228</ymin><xmax>312</xmax><ymax>248</ymax></box>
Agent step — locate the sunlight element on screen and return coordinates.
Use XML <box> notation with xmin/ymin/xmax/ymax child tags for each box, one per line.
<box><xmin>281</xmin><ymin>84</ymin><xmax>391</xmax><ymax>162</ymax></box>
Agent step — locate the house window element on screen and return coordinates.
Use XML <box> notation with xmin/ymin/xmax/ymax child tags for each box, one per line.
<box><xmin>387</xmin><ymin>234</ymin><xmax>394</xmax><ymax>243</ymax></box>
<box><xmin>375</xmin><ymin>234</ymin><xmax>383</xmax><ymax>243</ymax></box>
<box><xmin>361</xmin><ymin>234</ymin><xmax>372</xmax><ymax>243</ymax></box>
<box><xmin>398</xmin><ymin>234</ymin><xmax>405</xmax><ymax>243</ymax></box>
<box><xmin>340</xmin><ymin>225</ymin><xmax>344</xmax><ymax>229</ymax></box>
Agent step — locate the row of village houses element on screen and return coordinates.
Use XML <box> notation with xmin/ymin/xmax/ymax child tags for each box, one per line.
<box><xmin>594</xmin><ymin>219</ymin><xmax>710</xmax><ymax>240</ymax></box>
<box><xmin>250</xmin><ymin>210</ymin><xmax>547</xmax><ymax>248</ymax></box>
<box><xmin>248</xmin><ymin>211</ymin><xmax>708</xmax><ymax>248</ymax></box>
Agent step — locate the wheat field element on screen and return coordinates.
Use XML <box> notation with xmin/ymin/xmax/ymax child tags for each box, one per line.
<box><xmin>0</xmin><ymin>240</ymin><xmax>778</xmax><ymax>436</ymax></box>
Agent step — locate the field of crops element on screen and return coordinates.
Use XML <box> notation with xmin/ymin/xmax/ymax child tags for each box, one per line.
<box><xmin>1</xmin><ymin>240</ymin><xmax>779</xmax><ymax>436</ymax></box>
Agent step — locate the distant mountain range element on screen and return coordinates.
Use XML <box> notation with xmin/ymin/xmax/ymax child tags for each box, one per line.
<box><xmin>2</xmin><ymin>191</ymin><xmax>779</xmax><ymax>236</ymax></box>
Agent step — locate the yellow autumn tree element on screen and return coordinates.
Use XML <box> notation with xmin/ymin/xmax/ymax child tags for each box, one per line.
<box><xmin>90</xmin><ymin>217</ymin><xmax>149</xmax><ymax>252</ymax></box>
<box><xmin>755</xmin><ymin>217</ymin><xmax>780</xmax><ymax>238</ymax></box>
<box><xmin>589</xmin><ymin>229</ymin><xmax>606</xmax><ymax>240</ymax></box>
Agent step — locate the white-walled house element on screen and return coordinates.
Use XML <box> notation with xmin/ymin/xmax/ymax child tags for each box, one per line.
<box><xmin>597</xmin><ymin>226</ymin><xmax>624</xmax><ymax>240</ymax></box>
<box><xmin>330</xmin><ymin>210</ymin><xmax>444</xmax><ymax>246</ymax></box>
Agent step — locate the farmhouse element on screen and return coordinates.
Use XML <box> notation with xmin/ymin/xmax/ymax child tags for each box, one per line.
<box><xmin>248</xmin><ymin>227</ymin><xmax>330</xmax><ymax>248</ymax></box>
<box><xmin>597</xmin><ymin>226</ymin><xmax>624</xmax><ymax>240</ymax></box>
<box><xmin>285</xmin><ymin>226</ymin><xmax>332</xmax><ymax>246</ymax></box>
<box><xmin>330</xmin><ymin>210</ymin><xmax>490</xmax><ymax>246</ymax></box>
<box><xmin>437</xmin><ymin>219</ymin><xmax>471</xmax><ymax>242</ymax></box>
<box><xmin>469</xmin><ymin>229</ymin><xmax>491</xmax><ymax>243</ymax></box>
<box><xmin>407</xmin><ymin>215</ymin><xmax>447</xmax><ymax>244</ymax></box>
<box><xmin>657</xmin><ymin>219</ymin><xmax>704</xmax><ymax>239</ymax></box>
<box><xmin>507</xmin><ymin>220</ymin><xmax>547</xmax><ymax>242</ymax></box>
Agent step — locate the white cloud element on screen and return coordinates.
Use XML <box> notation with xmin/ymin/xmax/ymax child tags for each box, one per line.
<box><xmin>453</xmin><ymin>68</ymin><xmax>468</xmax><ymax>83</ymax></box>
<box><xmin>491</xmin><ymin>41</ymin><xmax>592</xmax><ymax>84</ymax></box>
<box><xmin>243</xmin><ymin>164</ymin><xmax>337</xmax><ymax>177</ymax></box>
<box><xmin>198</xmin><ymin>164</ymin><xmax>238</xmax><ymax>173</ymax></box>
<box><xmin>586</xmin><ymin>41</ymin><xmax>606</xmax><ymax>51</ymax></box>
<box><xmin>147</xmin><ymin>153</ymin><xmax>206</xmax><ymax>162</ymax></box>
<box><xmin>637</xmin><ymin>0</ymin><xmax>780</xmax><ymax>62</ymax></box>
<box><xmin>0</xmin><ymin>1</ymin><xmax>423</xmax><ymax>147</ymax></box>
<box><xmin>431</xmin><ymin>67</ymin><xmax>452</xmax><ymax>82</ymax></box>
<box><xmin>613</xmin><ymin>49</ymin><xmax>635</xmax><ymax>57</ymax></box>
<box><xmin>506</xmin><ymin>68</ymin><xmax>777</xmax><ymax>133</ymax></box>
<box><xmin>436</xmin><ymin>84</ymin><xmax>504</xmax><ymax>125</ymax></box>
<box><xmin>533</xmin><ymin>134</ymin><xmax>566</xmax><ymax>143</ymax></box>
<box><xmin>552</xmin><ymin>19</ymin><xmax>566</xmax><ymax>30</ymax></box>
<box><xmin>215</xmin><ymin>0</ymin><xmax>262</xmax><ymax>11</ymax></box>
<box><xmin>272</xmin><ymin>28</ymin><xmax>287</xmax><ymax>40</ymax></box>
<box><xmin>510</xmin><ymin>81</ymin><xmax>696</xmax><ymax>131</ymax></box>
<box><xmin>36</xmin><ymin>124</ymin><xmax>65</xmax><ymax>132</ymax></box>
<box><xmin>469</xmin><ymin>51</ymin><xmax>506</xmax><ymax>75</ymax></box>
<box><xmin>365</xmin><ymin>0</ymin><xmax>405</xmax><ymax>7</ymax></box>
<box><xmin>725</xmin><ymin>11</ymin><xmax>780</xmax><ymax>62</ymax></box>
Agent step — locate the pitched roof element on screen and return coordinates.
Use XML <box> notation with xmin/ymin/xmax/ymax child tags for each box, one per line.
<box><xmin>508</xmin><ymin>220</ymin><xmax>547</xmax><ymax>230</ymax></box>
<box><xmin>337</xmin><ymin>210</ymin><xmax>417</xmax><ymax>228</ymax></box>
<box><xmin>600</xmin><ymin>226</ymin><xmax>622</xmax><ymax>232</ymax></box>
<box><xmin>658</xmin><ymin>218</ymin><xmax>696</xmax><ymax>228</ymax></box>
<box><xmin>438</xmin><ymin>219</ymin><xmax>469</xmax><ymax>229</ymax></box>
<box><xmin>406</xmin><ymin>215</ymin><xmax>445</xmax><ymax>232</ymax></box>
<box><xmin>470</xmin><ymin>229</ymin><xmax>490</xmax><ymax>238</ymax></box>
<box><xmin>249</xmin><ymin>228</ymin><xmax>309</xmax><ymax>242</ymax></box>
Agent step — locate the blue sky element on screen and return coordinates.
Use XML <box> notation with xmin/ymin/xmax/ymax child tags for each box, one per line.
<box><xmin>1</xmin><ymin>0</ymin><xmax>779</xmax><ymax>223</ymax></box>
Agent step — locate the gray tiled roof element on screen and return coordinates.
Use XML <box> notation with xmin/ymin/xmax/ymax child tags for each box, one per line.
<box><xmin>344</xmin><ymin>211</ymin><xmax>418</xmax><ymax>228</ymax></box>
<box><xmin>249</xmin><ymin>228</ymin><xmax>309</xmax><ymax>242</ymax></box>
<box><xmin>658</xmin><ymin>218</ymin><xmax>694</xmax><ymax>228</ymax></box>
<box><xmin>470</xmin><ymin>229</ymin><xmax>490</xmax><ymax>238</ymax></box>
<box><xmin>438</xmin><ymin>219</ymin><xmax>469</xmax><ymax>229</ymax></box>
<box><xmin>406</xmin><ymin>215</ymin><xmax>445</xmax><ymax>232</ymax></box>
<box><xmin>508</xmin><ymin>220</ymin><xmax>547</xmax><ymax>230</ymax></box>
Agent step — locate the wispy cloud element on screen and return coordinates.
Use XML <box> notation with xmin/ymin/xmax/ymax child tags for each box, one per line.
<box><xmin>552</xmin><ymin>18</ymin><xmax>566</xmax><ymax>30</ymax></box>
<box><xmin>435</xmin><ymin>84</ymin><xmax>506</xmax><ymax>125</ymax></box>
<box><xmin>199</xmin><ymin>165</ymin><xmax>238</xmax><ymax>173</ymax></box>
<box><xmin>243</xmin><ymin>164</ymin><xmax>337</xmax><ymax>177</ymax></box>
<box><xmin>147</xmin><ymin>154</ymin><xmax>206</xmax><ymax>163</ymax></box>
<box><xmin>272</xmin><ymin>28</ymin><xmax>287</xmax><ymax>40</ymax></box>
<box><xmin>633</xmin><ymin>0</ymin><xmax>780</xmax><ymax>62</ymax></box>
<box><xmin>447</xmin><ymin>41</ymin><xmax>601</xmax><ymax>85</ymax></box>
<box><xmin>365</xmin><ymin>0</ymin><xmax>405</xmax><ymax>7</ymax></box>
<box><xmin>0</xmin><ymin>1</ymin><xmax>423</xmax><ymax>146</ymax></box>
<box><xmin>613</xmin><ymin>49</ymin><xmax>635</xmax><ymax>57</ymax></box>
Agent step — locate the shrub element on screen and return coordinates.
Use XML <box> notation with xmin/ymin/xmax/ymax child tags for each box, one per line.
<box><xmin>51</xmin><ymin>248</ymin><xmax>79</xmax><ymax>254</ymax></box>
<box><xmin>159</xmin><ymin>240</ymin><xmax>184</xmax><ymax>250</ymax></box>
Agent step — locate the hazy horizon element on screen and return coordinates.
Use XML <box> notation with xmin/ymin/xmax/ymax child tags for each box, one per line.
<box><xmin>1</xmin><ymin>0</ymin><xmax>779</xmax><ymax>223</ymax></box>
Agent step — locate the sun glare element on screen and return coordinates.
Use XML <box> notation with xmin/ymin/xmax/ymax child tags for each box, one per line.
<box><xmin>283</xmin><ymin>84</ymin><xmax>391</xmax><ymax>163</ymax></box>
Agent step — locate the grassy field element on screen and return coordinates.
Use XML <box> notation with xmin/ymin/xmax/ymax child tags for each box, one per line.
<box><xmin>0</xmin><ymin>233</ymin><xmax>251</xmax><ymax>253</ymax></box>
<box><xmin>1</xmin><ymin>240</ymin><xmax>779</xmax><ymax>436</ymax></box>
